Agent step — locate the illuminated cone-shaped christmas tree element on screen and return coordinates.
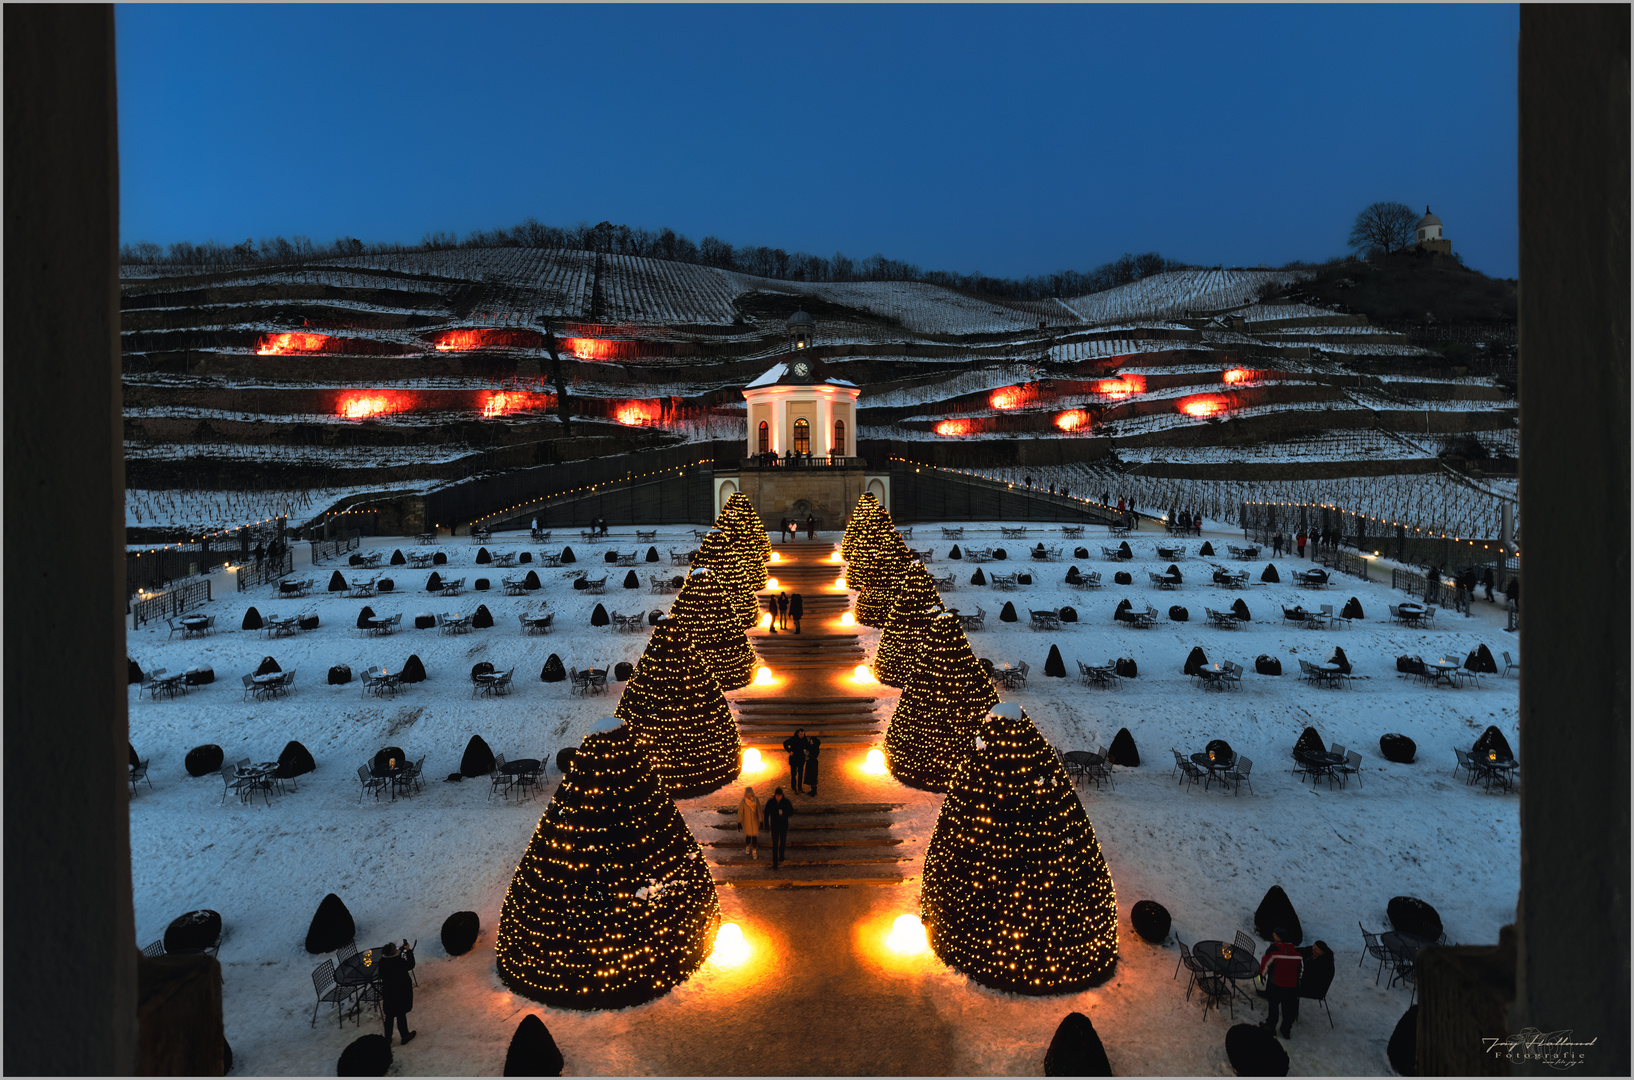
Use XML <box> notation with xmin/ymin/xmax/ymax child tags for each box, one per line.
<box><xmin>920</xmin><ymin>703</ymin><xmax>1119</xmax><ymax>993</ymax></box>
<box><xmin>885</xmin><ymin>611</ymin><xmax>998</xmax><ymax>790</ymax></box>
<box><xmin>842</xmin><ymin>499</ymin><xmax>895</xmax><ymax>591</ymax></box>
<box><xmin>855</xmin><ymin>533</ymin><xmax>910</xmax><ymax>627</ymax></box>
<box><xmin>668</xmin><ymin>569</ymin><xmax>755</xmax><ymax>690</ymax></box>
<box><xmin>716</xmin><ymin>493</ymin><xmax>770</xmax><ymax>590</ymax></box>
<box><xmin>691</xmin><ymin>530</ymin><xmax>760</xmax><ymax>630</ymax></box>
<box><xmin>840</xmin><ymin>492</ymin><xmax>882</xmax><ymax>565</ymax></box>
<box><xmin>614</xmin><ymin>617</ymin><xmax>741</xmax><ymax>798</ymax></box>
<box><xmin>873</xmin><ymin>561</ymin><xmax>945</xmax><ymax>687</ymax></box>
<box><xmin>496</xmin><ymin>717</ymin><xmax>721</xmax><ymax>1009</ymax></box>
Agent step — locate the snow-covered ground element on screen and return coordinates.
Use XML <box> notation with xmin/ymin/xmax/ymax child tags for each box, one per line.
<box><xmin>127</xmin><ymin>519</ymin><xmax>1518</xmax><ymax>1075</ymax></box>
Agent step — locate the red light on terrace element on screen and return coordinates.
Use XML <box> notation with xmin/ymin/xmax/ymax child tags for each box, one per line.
<box><xmin>256</xmin><ymin>332</ymin><xmax>330</xmax><ymax>355</ymax></box>
<box><xmin>1179</xmin><ymin>394</ymin><xmax>1230</xmax><ymax>418</ymax></box>
<box><xmin>1055</xmin><ymin>409</ymin><xmax>1090</xmax><ymax>432</ymax></box>
<box><xmin>989</xmin><ymin>386</ymin><xmax>1025</xmax><ymax>410</ymax></box>
<box><xmin>935</xmin><ymin>419</ymin><xmax>973</xmax><ymax>437</ymax></box>
<box><xmin>435</xmin><ymin>329</ymin><xmax>493</xmax><ymax>351</ymax></box>
<box><xmin>336</xmin><ymin>393</ymin><xmax>410</xmax><ymax>420</ymax></box>
<box><xmin>1095</xmin><ymin>374</ymin><xmax>1146</xmax><ymax>400</ymax></box>
<box><xmin>1222</xmin><ymin>367</ymin><xmax>1252</xmax><ymax>385</ymax></box>
<box><xmin>480</xmin><ymin>391</ymin><xmax>550</xmax><ymax>418</ymax></box>
<box><xmin>563</xmin><ymin>338</ymin><xmax>614</xmax><ymax>360</ymax></box>
<box><xmin>615</xmin><ymin>401</ymin><xmax>661</xmax><ymax>427</ymax></box>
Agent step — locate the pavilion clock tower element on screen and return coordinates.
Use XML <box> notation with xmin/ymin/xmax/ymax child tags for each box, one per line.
<box><xmin>711</xmin><ymin>310</ymin><xmax>889</xmax><ymax>529</ymax></box>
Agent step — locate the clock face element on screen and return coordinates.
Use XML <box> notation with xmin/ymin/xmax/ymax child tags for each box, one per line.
<box><xmin>792</xmin><ymin>361</ymin><xmax>810</xmax><ymax>378</ymax></box>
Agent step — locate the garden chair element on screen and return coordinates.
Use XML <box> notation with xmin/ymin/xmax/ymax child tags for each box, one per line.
<box><xmin>310</xmin><ymin>959</ymin><xmax>356</xmax><ymax>1028</ymax></box>
<box><xmin>1222</xmin><ymin>755</ymin><xmax>1253</xmax><ymax>795</ymax></box>
<box><xmin>1502</xmin><ymin>650</ymin><xmax>1519</xmax><ymax>677</ymax></box>
<box><xmin>1358</xmin><ymin>924</ymin><xmax>1393</xmax><ymax>985</ymax></box>
<box><xmin>489</xmin><ymin>754</ymin><xmax>512</xmax><ymax>800</ymax></box>
<box><xmin>356</xmin><ymin>764</ymin><xmax>386</xmax><ymax>802</ymax></box>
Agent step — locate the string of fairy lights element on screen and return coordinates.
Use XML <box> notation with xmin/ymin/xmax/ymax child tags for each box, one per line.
<box><xmin>494</xmin><ymin>718</ymin><xmax>721</xmax><ymax>1008</ymax></box>
<box><xmin>613</xmin><ymin>618</ymin><xmax>741</xmax><ymax>799</ymax></box>
<box><xmin>872</xmin><ymin>561</ymin><xmax>944</xmax><ymax>688</ymax></box>
<box><xmin>883</xmin><ymin>610</ymin><xmax>998</xmax><ymax>792</ymax></box>
<box><xmin>462</xmin><ymin>460</ymin><xmax>716</xmax><ymax>535</ymax></box>
<box><xmin>919</xmin><ymin>703</ymin><xmax>1119</xmax><ymax>993</ymax></box>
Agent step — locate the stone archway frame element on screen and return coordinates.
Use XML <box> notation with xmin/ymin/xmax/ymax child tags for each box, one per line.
<box><xmin>866</xmin><ymin>475</ymin><xmax>890</xmax><ymax>513</ymax></box>
<box><xmin>716</xmin><ymin>479</ymin><xmax>738</xmax><ymax>518</ymax></box>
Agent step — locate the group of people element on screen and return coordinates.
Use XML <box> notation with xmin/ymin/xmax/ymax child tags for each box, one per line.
<box><xmin>776</xmin><ymin>516</ymin><xmax>817</xmax><ymax>541</ymax></box>
<box><xmin>588</xmin><ymin>516</ymin><xmax>610</xmax><ymax>536</ymax></box>
<box><xmin>1256</xmin><ymin>930</ymin><xmax>1332</xmax><ymax>1041</ymax></box>
<box><xmin>736</xmin><ymin>783</ymin><xmax>800</xmax><ymax>868</ymax></box>
<box><xmin>1170</xmin><ymin>508</ymin><xmax>1205</xmax><ymax>535</ymax></box>
<box><xmin>1425</xmin><ymin>564</ymin><xmax>1510</xmax><ymax>614</ymax></box>
<box><xmin>764</xmin><ymin>591</ymin><xmax>804</xmax><ymax>633</ymax></box>
<box><xmin>250</xmin><ymin>535</ymin><xmax>287</xmax><ymax>567</ymax></box>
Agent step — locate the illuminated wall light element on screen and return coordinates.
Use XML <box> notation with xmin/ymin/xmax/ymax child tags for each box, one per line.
<box><xmin>710</xmin><ymin>923</ymin><xmax>750</xmax><ymax>967</ymax></box>
<box><xmin>886</xmin><ymin>913</ymin><xmax>929</xmax><ymax>955</ymax></box>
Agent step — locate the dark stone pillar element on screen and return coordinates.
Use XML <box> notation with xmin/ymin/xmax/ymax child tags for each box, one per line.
<box><xmin>1514</xmin><ymin>6</ymin><xmax>1630</xmax><ymax>1074</ymax></box>
<box><xmin>3</xmin><ymin>4</ymin><xmax>137</xmax><ymax>1074</ymax></box>
<box><xmin>138</xmin><ymin>955</ymin><xmax>225</xmax><ymax>1076</ymax></box>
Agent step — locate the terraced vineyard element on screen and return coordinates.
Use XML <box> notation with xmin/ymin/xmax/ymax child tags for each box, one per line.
<box><xmin>1060</xmin><ymin>268</ymin><xmax>1313</xmax><ymax>324</ymax></box>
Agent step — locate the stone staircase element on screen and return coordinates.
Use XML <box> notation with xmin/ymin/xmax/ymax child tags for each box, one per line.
<box><xmin>700</xmin><ymin>800</ymin><xmax>914</xmax><ymax>887</ymax></box>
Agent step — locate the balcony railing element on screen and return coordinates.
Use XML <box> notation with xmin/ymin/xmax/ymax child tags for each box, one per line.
<box><xmin>738</xmin><ymin>453</ymin><xmax>866</xmax><ymax>470</ymax></box>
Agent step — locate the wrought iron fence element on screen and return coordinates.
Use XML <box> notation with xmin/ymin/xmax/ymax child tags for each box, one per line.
<box><xmin>309</xmin><ymin>529</ymin><xmax>363</xmax><ymax>565</ymax></box>
<box><xmin>132</xmin><ymin>579</ymin><xmax>211</xmax><ymax>627</ymax></box>
<box><xmin>235</xmin><ymin>549</ymin><xmax>294</xmax><ymax>592</ymax></box>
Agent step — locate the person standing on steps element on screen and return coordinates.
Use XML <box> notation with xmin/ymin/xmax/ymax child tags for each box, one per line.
<box><xmin>783</xmin><ymin>729</ymin><xmax>809</xmax><ymax>791</ymax></box>
<box><xmin>803</xmin><ymin>735</ymin><xmax>822</xmax><ymax>797</ymax></box>
<box><xmin>737</xmin><ymin>786</ymin><xmax>762</xmax><ymax>860</ymax></box>
<box><xmin>1258</xmin><ymin>927</ymin><xmax>1303</xmax><ymax>1040</ymax></box>
<box><xmin>379</xmin><ymin>940</ymin><xmax>418</xmax><ymax>1045</ymax></box>
<box><xmin>778</xmin><ymin>518</ymin><xmax>788</xmax><ymax>545</ymax></box>
<box><xmin>764</xmin><ymin>787</ymin><xmax>794</xmax><ymax>869</ymax></box>
<box><xmin>789</xmin><ymin>591</ymin><xmax>803</xmax><ymax>634</ymax></box>
<box><xmin>763</xmin><ymin>591</ymin><xmax>779</xmax><ymax>633</ymax></box>
<box><xmin>776</xmin><ymin>591</ymin><xmax>790</xmax><ymax>631</ymax></box>
<box><xmin>805</xmin><ymin>515</ymin><xmax>816</xmax><ymax>540</ymax></box>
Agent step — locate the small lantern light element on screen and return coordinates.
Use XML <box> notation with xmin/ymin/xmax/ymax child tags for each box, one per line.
<box><xmin>766</xmin><ymin>577</ymin><xmax>779</xmax><ymax>590</ymax></box>
<box><xmin>743</xmin><ymin>748</ymin><xmax>762</xmax><ymax>771</ymax></box>
<box><xmin>760</xmin><ymin>612</ymin><xmax>773</xmax><ymax>629</ymax></box>
<box><xmin>886</xmin><ymin>914</ymin><xmax>929</xmax><ymax>955</ymax></box>
<box><xmin>710</xmin><ymin>922</ymin><xmax>750</xmax><ymax>967</ymax></box>
<box><xmin>769</xmin><ymin>551</ymin><xmax>781</xmax><ymax>563</ymax></box>
<box><xmin>853</xmin><ymin>664</ymin><xmax>875</xmax><ymax>683</ymax></box>
<box><xmin>863</xmin><ymin>748</ymin><xmax>886</xmax><ymax>774</ymax></box>
<box><xmin>840</xmin><ymin>612</ymin><xmax>855</xmax><ymax>626</ymax></box>
<box><xmin>754</xmin><ymin>666</ymin><xmax>774</xmax><ymax>686</ymax></box>
<box><xmin>835</xmin><ymin>576</ymin><xmax>847</xmax><ymax>589</ymax></box>
<box><xmin>829</xmin><ymin>551</ymin><xmax>841</xmax><ymax>563</ymax></box>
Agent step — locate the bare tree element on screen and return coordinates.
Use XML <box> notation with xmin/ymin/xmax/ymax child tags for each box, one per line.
<box><xmin>1347</xmin><ymin>201</ymin><xmax>1418</xmax><ymax>256</ymax></box>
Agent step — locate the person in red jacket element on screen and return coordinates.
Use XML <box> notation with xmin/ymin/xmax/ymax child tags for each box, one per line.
<box><xmin>1258</xmin><ymin>927</ymin><xmax>1303</xmax><ymax>1039</ymax></box>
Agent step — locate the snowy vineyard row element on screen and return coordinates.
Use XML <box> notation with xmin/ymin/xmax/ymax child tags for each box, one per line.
<box><xmin>1059</xmin><ymin>268</ymin><xmax>1314</xmax><ymax>325</ymax></box>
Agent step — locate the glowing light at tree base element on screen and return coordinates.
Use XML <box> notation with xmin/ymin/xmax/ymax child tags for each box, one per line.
<box><xmin>886</xmin><ymin>914</ymin><xmax>929</xmax><ymax>955</ymax></box>
<box><xmin>710</xmin><ymin>923</ymin><xmax>750</xmax><ymax>967</ymax></box>
<box><xmin>863</xmin><ymin>748</ymin><xmax>887</xmax><ymax>774</ymax></box>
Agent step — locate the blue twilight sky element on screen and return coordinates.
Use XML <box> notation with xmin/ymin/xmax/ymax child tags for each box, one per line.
<box><xmin>116</xmin><ymin>4</ymin><xmax>1520</xmax><ymax>280</ymax></box>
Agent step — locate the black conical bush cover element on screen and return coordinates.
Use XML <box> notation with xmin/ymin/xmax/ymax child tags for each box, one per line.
<box><xmin>1059</xmin><ymin>606</ymin><xmax>1077</xmax><ymax>622</ymax></box>
<box><xmin>472</xmin><ymin>604</ymin><xmax>494</xmax><ymax>629</ymax></box>
<box><xmin>504</xmin><ymin>1014</ymin><xmax>565</xmax><ymax>1077</ymax></box>
<box><xmin>1114</xmin><ymin>598</ymin><xmax>1132</xmax><ymax>621</ymax></box>
<box><xmin>390</xmin><ymin>548</ymin><xmax>406</xmax><ymax>565</ymax></box>
<box><xmin>277</xmin><ymin>740</ymin><xmax>316</xmax><ymax>778</ymax></box>
<box><xmin>1388</xmin><ymin>897</ymin><xmax>1443</xmax><ymax>941</ymax></box>
<box><xmin>646</xmin><ymin>546</ymin><xmax>660</xmax><ymax>563</ymax></box>
<box><xmin>400</xmin><ymin>654</ymin><xmax>427</xmax><ymax>683</ymax></box>
<box><xmin>1293</xmin><ymin>726</ymin><xmax>1325</xmax><ymax>756</ymax></box>
<box><xmin>241</xmin><ymin>607</ymin><xmax>263</xmax><ymax>631</ymax></box>
<box><xmin>1114</xmin><ymin>657</ymin><xmax>1137</xmax><ymax>678</ymax></box>
<box><xmin>328</xmin><ymin>570</ymin><xmax>347</xmax><ymax>592</ymax></box>
<box><xmin>427</xmin><ymin>572</ymin><xmax>443</xmax><ymax>593</ymax></box>
<box><xmin>1043</xmin><ymin>644</ymin><xmax>1066</xmax><ymax>677</ymax></box>
<box><xmin>1183</xmin><ymin>646</ymin><xmax>1208</xmax><ymax>676</ymax></box>
<box><xmin>541</xmin><ymin>654</ymin><xmax>566</xmax><ymax>682</ymax></box>
<box><xmin>1329</xmin><ymin>645</ymin><xmax>1351</xmax><ymax>674</ymax></box>
<box><xmin>1253</xmin><ymin>885</ymin><xmax>1302</xmax><ymax>943</ymax></box>
<box><xmin>128</xmin><ymin>658</ymin><xmax>145</xmax><ymax>684</ymax></box>
<box><xmin>355</xmin><ymin>605</ymin><xmax>376</xmax><ymax>629</ymax></box>
<box><xmin>1232</xmin><ymin>597</ymin><xmax>1251</xmax><ymax>621</ymax></box>
<box><xmin>306</xmin><ymin>893</ymin><xmax>356</xmax><ymax>954</ymax></box>
<box><xmin>1043</xmin><ymin>1012</ymin><xmax>1112</xmax><ymax>1076</ymax></box>
<box><xmin>1113</xmin><ymin>570</ymin><xmax>1132</xmax><ymax>585</ymax></box>
<box><xmin>519</xmin><ymin>551</ymin><xmax>532</xmax><ymax>564</ymax></box>
<box><xmin>475</xmin><ymin>579</ymin><xmax>490</xmax><ymax>591</ymax></box>
<box><xmin>1109</xmin><ymin>727</ymin><xmax>1139</xmax><ymax>767</ymax></box>
<box><xmin>461</xmin><ymin>735</ymin><xmax>495</xmax><ymax>777</ymax></box>
<box><xmin>590</xmin><ymin>603</ymin><xmax>610</xmax><ymax>626</ymax></box>
<box><xmin>185</xmin><ymin>744</ymin><xmax>224</xmax><ymax>777</ymax></box>
<box><xmin>432</xmin><ymin>551</ymin><xmax>447</xmax><ymax>565</ymax></box>
<box><xmin>1467</xmin><ymin>643</ymin><xmax>1497</xmax><ymax>674</ymax></box>
<box><xmin>442</xmin><ymin>910</ymin><xmax>481</xmax><ymax>957</ymax></box>
<box><xmin>999</xmin><ymin>601</ymin><xmax>1017</xmax><ymax>622</ymax></box>
<box><xmin>254</xmin><ymin>655</ymin><xmax>282</xmax><ymax>676</ymax></box>
<box><xmin>1065</xmin><ymin>565</ymin><xmax>1082</xmax><ymax>584</ymax></box>
<box><xmin>948</xmin><ymin>544</ymin><xmax>962</xmax><ymax>559</ymax></box>
<box><xmin>1117</xmin><ymin>540</ymin><xmax>1132</xmax><ymax>559</ymax></box>
<box><xmin>560</xmin><ymin>546</ymin><xmax>575</xmax><ymax>564</ymax></box>
<box><xmin>1165</xmin><ymin>563</ymin><xmax>1182</xmax><ymax>583</ymax></box>
<box><xmin>1198</xmin><ymin>541</ymin><xmax>1215</xmax><ymax>557</ymax></box>
<box><xmin>1129</xmin><ymin>900</ymin><xmax>1170</xmax><ymax>944</ymax></box>
<box><xmin>1074</xmin><ymin>546</ymin><xmax>1089</xmax><ymax>559</ymax></box>
<box><xmin>524</xmin><ymin>570</ymin><xmax>541</xmax><ymax>590</ymax></box>
<box><xmin>623</xmin><ymin>570</ymin><xmax>640</xmax><ymax>589</ymax></box>
<box><xmin>970</xmin><ymin>567</ymin><xmax>986</xmax><ymax>585</ymax></box>
<box><xmin>1472</xmin><ymin>725</ymin><xmax>1513</xmax><ymax>761</ymax></box>
<box><xmin>1261</xmin><ymin>562</ymin><xmax>1280</xmax><ymax>583</ymax></box>
<box><xmin>1380</xmin><ymin>733</ymin><xmax>1416</xmax><ymax>763</ymax></box>
<box><xmin>1388</xmin><ymin>1006</ymin><xmax>1419</xmax><ymax>1076</ymax></box>
<box><xmin>337</xmin><ymin>1034</ymin><xmax>391</xmax><ymax>1077</ymax></box>
<box><xmin>1342</xmin><ymin>595</ymin><xmax>1364</xmax><ymax>620</ymax></box>
<box><xmin>223</xmin><ymin>1037</ymin><xmax>232</xmax><ymax>1075</ymax></box>
<box><xmin>130</xmin><ymin>741</ymin><xmax>141</xmax><ymax>768</ymax></box>
<box><xmin>329</xmin><ymin>664</ymin><xmax>354</xmax><ymax>684</ymax></box>
<box><xmin>1226</xmin><ymin>1023</ymin><xmax>1289</xmax><ymax>1076</ymax></box>
<box><xmin>1169</xmin><ymin>605</ymin><xmax>1188</xmax><ymax>621</ymax></box>
<box><xmin>476</xmin><ymin>546</ymin><xmax>492</xmax><ymax>564</ymax></box>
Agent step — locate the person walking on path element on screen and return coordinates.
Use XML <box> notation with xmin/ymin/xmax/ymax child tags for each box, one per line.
<box><xmin>1295</xmin><ymin>530</ymin><xmax>1307</xmax><ymax>559</ymax></box>
<box><xmin>253</xmin><ymin>541</ymin><xmax>265</xmax><ymax>568</ymax></box>
<box><xmin>783</xmin><ymin>730</ymin><xmax>809</xmax><ymax>791</ymax></box>
<box><xmin>764</xmin><ymin>787</ymin><xmax>794</xmax><ymax>869</ymax></box>
<box><xmin>1272</xmin><ymin>530</ymin><xmax>1284</xmax><ymax>557</ymax></box>
<box><xmin>379</xmin><ymin>940</ymin><xmax>417</xmax><ymax>1045</ymax></box>
<box><xmin>1505</xmin><ymin>574</ymin><xmax>1519</xmax><ymax>612</ymax></box>
<box><xmin>1116</xmin><ymin>497</ymin><xmax>1126</xmax><ymax>517</ymax></box>
<box><xmin>1425</xmin><ymin>566</ymin><xmax>1442</xmax><ymax>605</ymax></box>
<box><xmin>803</xmin><ymin>735</ymin><xmax>822</xmax><ymax>797</ymax></box>
<box><xmin>805</xmin><ymin>515</ymin><xmax>816</xmax><ymax>540</ymax></box>
<box><xmin>738</xmin><ymin>786</ymin><xmax>762</xmax><ymax>860</ymax></box>
<box><xmin>1193</xmin><ymin>510</ymin><xmax>1203</xmax><ymax>537</ymax></box>
<box><xmin>776</xmin><ymin>591</ymin><xmax>790</xmax><ymax>631</ymax></box>
<box><xmin>1482</xmin><ymin>566</ymin><xmax>1496</xmax><ymax>603</ymax></box>
<box><xmin>1258</xmin><ymin>927</ymin><xmax>1302</xmax><ymax>1039</ymax></box>
<box><xmin>789</xmin><ymin>592</ymin><xmax>803</xmax><ymax>634</ymax></box>
<box><xmin>763</xmin><ymin>592</ymin><xmax>779</xmax><ymax>633</ymax></box>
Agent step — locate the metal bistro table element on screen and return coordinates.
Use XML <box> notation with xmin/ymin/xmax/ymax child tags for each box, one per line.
<box><xmin>1191</xmin><ymin>751</ymin><xmax>1235</xmax><ymax>788</ymax></box>
<box><xmin>1295</xmin><ymin>749</ymin><xmax>1345</xmax><ymax>787</ymax></box>
<box><xmin>1380</xmin><ymin>931</ymin><xmax>1436</xmax><ymax>987</ymax></box>
<box><xmin>1192</xmin><ymin>940</ymin><xmax>1260</xmax><ymax>1008</ymax></box>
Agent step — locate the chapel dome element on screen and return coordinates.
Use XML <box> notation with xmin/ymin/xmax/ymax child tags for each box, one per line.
<box><xmin>1416</xmin><ymin>206</ymin><xmax>1442</xmax><ymax>229</ymax></box>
